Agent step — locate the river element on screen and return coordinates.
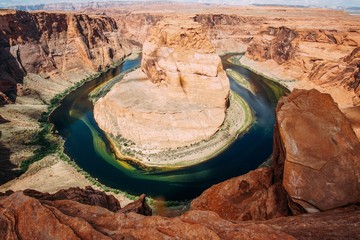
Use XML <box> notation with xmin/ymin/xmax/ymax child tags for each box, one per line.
<box><xmin>50</xmin><ymin>54</ymin><xmax>288</xmax><ymax>201</ymax></box>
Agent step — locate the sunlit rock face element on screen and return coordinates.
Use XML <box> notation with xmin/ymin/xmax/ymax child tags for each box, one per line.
<box><xmin>94</xmin><ymin>18</ymin><xmax>230</xmax><ymax>150</ymax></box>
<box><xmin>0</xmin><ymin>10</ymin><xmax>130</xmax><ymax>102</ymax></box>
<box><xmin>273</xmin><ymin>89</ymin><xmax>360</xmax><ymax>213</ymax></box>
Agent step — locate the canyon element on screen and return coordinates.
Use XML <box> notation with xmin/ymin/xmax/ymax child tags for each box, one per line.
<box><xmin>0</xmin><ymin>3</ymin><xmax>360</xmax><ymax>239</ymax></box>
<box><xmin>1</xmin><ymin>89</ymin><xmax>359</xmax><ymax>239</ymax></box>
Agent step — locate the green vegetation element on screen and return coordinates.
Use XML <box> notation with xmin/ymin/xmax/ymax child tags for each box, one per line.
<box><xmin>226</xmin><ymin>68</ymin><xmax>255</xmax><ymax>94</ymax></box>
<box><xmin>21</xmin><ymin>73</ymin><xmax>101</xmax><ymax>172</ymax></box>
<box><xmin>227</xmin><ymin>54</ymin><xmax>295</xmax><ymax>89</ymax></box>
<box><xmin>19</xmin><ymin>56</ymin><xmax>143</xmax><ymax>198</ymax></box>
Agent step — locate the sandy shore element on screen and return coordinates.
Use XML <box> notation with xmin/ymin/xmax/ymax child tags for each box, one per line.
<box><xmin>108</xmin><ymin>91</ymin><xmax>254</xmax><ymax>168</ymax></box>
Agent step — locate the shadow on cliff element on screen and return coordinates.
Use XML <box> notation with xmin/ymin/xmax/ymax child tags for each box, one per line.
<box><xmin>0</xmin><ymin>30</ymin><xmax>26</xmax><ymax>103</ymax></box>
<box><xmin>0</xmin><ymin>122</ymin><xmax>21</xmax><ymax>185</ymax></box>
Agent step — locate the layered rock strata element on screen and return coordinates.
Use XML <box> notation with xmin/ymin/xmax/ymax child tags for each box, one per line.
<box><xmin>244</xmin><ymin>25</ymin><xmax>360</xmax><ymax>107</ymax></box>
<box><xmin>0</xmin><ymin>9</ymin><xmax>130</xmax><ymax>103</ymax></box>
<box><xmin>94</xmin><ymin>19</ymin><xmax>230</xmax><ymax>151</ymax></box>
<box><xmin>274</xmin><ymin>89</ymin><xmax>360</xmax><ymax>213</ymax></box>
<box><xmin>192</xmin><ymin>89</ymin><xmax>360</xmax><ymax>219</ymax></box>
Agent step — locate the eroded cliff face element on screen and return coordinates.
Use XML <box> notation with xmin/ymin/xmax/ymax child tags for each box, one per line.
<box><xmin>94</xmin><ymin>18</ymin><xmax>230</xmax><ymax>150</ymax></box>
<box><xmin>1</xmin><ymin>187</ymin><xmax>359</xmax><ymax>239</ymax></box>
<box><xmin>1</xmin><ymin>90</ymin><xmax>360</xmax><ymax>239</ymax></box>
<box><xmin>0</xmin><ymin>9</ymin><xmax>130</xmax><ymax>103</ymax></box>
<box><xmin>193</xmin><ymin>14</ymin><xmax>265</xmax><ymax>53</ymax></box>
<box><xmin>192</xmin><ymin>89</ymin><xmax>360</xmax><ymax>218</ymax></box>
<box><xmin>245</xmin><ymin>25</ymin><xmax>360</xmax><ymax>107</ymax></box>
<box><xmin>273</xmin><ymin>89</ymin><xmax>360</xmax><ymax>213</ymax></box>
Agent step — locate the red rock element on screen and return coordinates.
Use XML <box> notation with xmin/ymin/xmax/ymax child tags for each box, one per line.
<box><xmin>23</xmin><ymin>186</ymin><xmax>121</xmax><ymax>212</ymax></box>
<box><xmin>1</xmin><ymin>188</ymin><xmax>359</xmax><ymax>239</ymax></box>
<box><xmin>261</xmin><ymin>206</ymin><xmax>360</xmax><ymax>239</ymax></box>
<box><xmin>118</xmin><ymin>193</ymin><xmax>152</xmax><ymax>216</ymax></box>
<box><xmin>191</xmin><ymin>167</ymin><xmax>289</xmax><ymax>221</ymax></box>
<box><xmin>0</xmin><ymin>10</ymin><xmax>130</xmax><ymax>103</ymax></box>
<box><xmin>275</xmin><ymin>89</ymin><xmax>360</xmax><ymax>213</ymax></box>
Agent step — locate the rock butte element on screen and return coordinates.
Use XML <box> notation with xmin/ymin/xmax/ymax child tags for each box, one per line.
<box><xmin>94</xmin><ymin>18</ymin><xmax>230</xmax><ymax>151</ymax></box>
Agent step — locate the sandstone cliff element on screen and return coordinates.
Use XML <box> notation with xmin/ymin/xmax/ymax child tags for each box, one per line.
<box><xmin>273</xmin><ymin>89</ymin><xmax>360</xmax><ymax>213</ymax></box>
<box><xmin>244</xmin><ymin>25</ymin><xmax>360</xmax><ymax>107</ymax></box>
<box><xmin>94</xmin><ymin>18</ymin><xmax>230</xmax><ymax>151</ymax></box>
<box><xmin>0</xmin><ymin>9</ymin><xmax>130</xmax><ymax>103</ymax></box>
<box><xmin>192</xmin><ymin>89</ymin><xmax>360</xmax><ymax>218</ymax></box>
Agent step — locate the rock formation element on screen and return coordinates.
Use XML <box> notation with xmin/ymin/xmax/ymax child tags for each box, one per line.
<box><xmin>244</xmin><ymin>25</ymin><xmax>360</xmax><ymax>107</ymax></box>
<box><xmin>193</xmin><ymin>89</ymin><xmax>360</xmax><ymax>218</ymax></box>
<box><xmin>94</xmin><ymin>18</ymin><xmax>230</xmax><ymax>150</ymax></box>
<box><xmin>274</xmin><ymin>89</ymin><xmax>360</xmax><ymax>213</ymax></box>
<box><xmin>0</xmin><ymin>182</ymin><xmax>359</xmax><ymax>239</ymax></box>
<box><xmin>191</xmin><ymin>167</ymin><xmax>289</xmax><ymax>221</ymax></box>
<box><xmin>22</xmin><ymin>186</ymin><xmax>121</xmax><ymax>212</ymax></box>
<box><xmin>0</xmin><ymin>9</ymin><xmax>130</xmax><ymax>102</ymax></box>
<box><xmin>2</xmin><ymin>89</ymin><xmax>360</xmax><ymax>239</ymax></box>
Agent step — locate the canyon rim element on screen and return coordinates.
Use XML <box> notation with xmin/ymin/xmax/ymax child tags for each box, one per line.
<box><xmin>0</xmin><ymin>1</ymin><xmax>360</xmax><ymax>239</ymax></box>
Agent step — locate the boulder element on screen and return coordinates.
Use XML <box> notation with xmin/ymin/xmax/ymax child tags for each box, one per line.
<box><xmin>191</xmin><ymin>167</ymin><xmax>289</xmax><ymax>221</ymax></box>
<box><xmin>274</xmin><ymin>89</ymin><xmax>360</xmax><ymax>213</ymax></box>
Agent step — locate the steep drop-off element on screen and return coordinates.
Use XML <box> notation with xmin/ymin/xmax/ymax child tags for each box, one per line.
<box><xmin>244</xmin><ymin>25</ymin><xmax>360</xmax><ymax>107</ymax></box>
<box><xmin>0</xmin><ymin>9</ymin><xmax>130</xmax><ymax>103</ymax></box>
<box><xmin>0</xmin><ymin>9</ymin><xmax>131</xmax><ymax>188</ymax></box>
<box><xmin>1</xmin><ymin>89</ymin><xmax>359</xmax><ymax>239</ymax></box>
<box><xmin>192</xmin><ymin>89</ymin><xmax>360</xmax><ymax>218</ymax></box>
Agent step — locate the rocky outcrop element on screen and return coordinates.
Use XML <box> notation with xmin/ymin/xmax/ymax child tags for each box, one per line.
<box><xmin>309</xmin><ymin>47</ymin><xmax>360</xmax><ymax>105</ymax></box>
<box><xmin>94</xmin><ymin>18</ymin><xmax>230</xmax><ymax>150</ymax></box>
<box><xmin>192</xmin><ymin>89</ymin><xmax>359</xmax><ymax>221</ymax></box>
<box><xmin>0</xmin><ymin>9</ymin><xmax>130</xmax><ymax>102</ymax></box>
<box><xmin>247</xmin><ymin>27</ymin><xmax>298</xmax><ymax>64</ymax></box>
<box><xmin>1</xmin><ymin>188</ymin><xmax>359</xmax><ymax>239</ymax></box>
<box><xmin>274</xmin><ymin>89</ymin><xmax>360</xmax><ymax>213</ymax></box>
<box><xmin>191</xmin><ymin>167</ymin><xmax>289</xmax><ymax>221</ymax></box>
<box><xmin>22</xmin><ymin>186</ymin><xmax>121</xmax><ymax>212</ymax></box>
<box><xmin>245</xmin><ymin>25</ymin><xmax>360</xmax><ymax>107</ymax></box>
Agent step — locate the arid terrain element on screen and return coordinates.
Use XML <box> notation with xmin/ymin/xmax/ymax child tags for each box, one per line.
<box><xmin>0</xmin><ymin>3</ymin><xmax>359</xmax><ymax>239</ymax></box>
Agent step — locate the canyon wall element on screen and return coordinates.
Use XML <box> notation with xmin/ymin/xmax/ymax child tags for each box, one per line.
<box><xmin>192</xmin><ymin>89</ymin><xmax>360</xmax><ymax>217</ymax></box>
<box><xmin>95</xmin><ymin>8</ymin><xmax>360</xmax><ymax>108</ymax></box>
<box><xmin>0</xmin><ymin>9</ymin><xmax>130</xmax><ymax>103</ymax></box>
<box><xmin>244</xmin><ymin>25</ymin><xmax>360</xmax><ymax>107</ymax></box>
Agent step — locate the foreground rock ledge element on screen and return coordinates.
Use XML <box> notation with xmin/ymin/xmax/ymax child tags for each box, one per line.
<box><xmin>1</xmin><ymin>89</ymin><xmax>360</xmax><ymax>239</ymax></box>
<box><xmin>192</xmin><ymin>89</ymin><xmax>360</xmax><ymax>218</ymax></box>
<box><xmin>274</xmin><ymin>89</ymin><xmax>360</xmax><ymax>213</ymax></box>
<box><xmin>94</xmin><ymin>18</ymin><xmax>230</xmax><ymax>152</ymax></box>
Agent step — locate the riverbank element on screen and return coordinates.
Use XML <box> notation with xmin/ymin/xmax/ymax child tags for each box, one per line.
<box><xmin>107</xmin><ymin>90</ymin><xmax>254</xmax><ymax>168</ymax></box>
<box><xmin>228</xmin><ymin>54</ymin><xmax>297</xmax><ymax>90</ymax></box>
<box><xmin>0</xmin><ymin>53</ymin><xmax>140</xmax><ymax>207</ymax></box>
<box><xmin>237</xmin><ymin>55</ymin><xmax>357</xmax><ymax>108</ymax></box>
